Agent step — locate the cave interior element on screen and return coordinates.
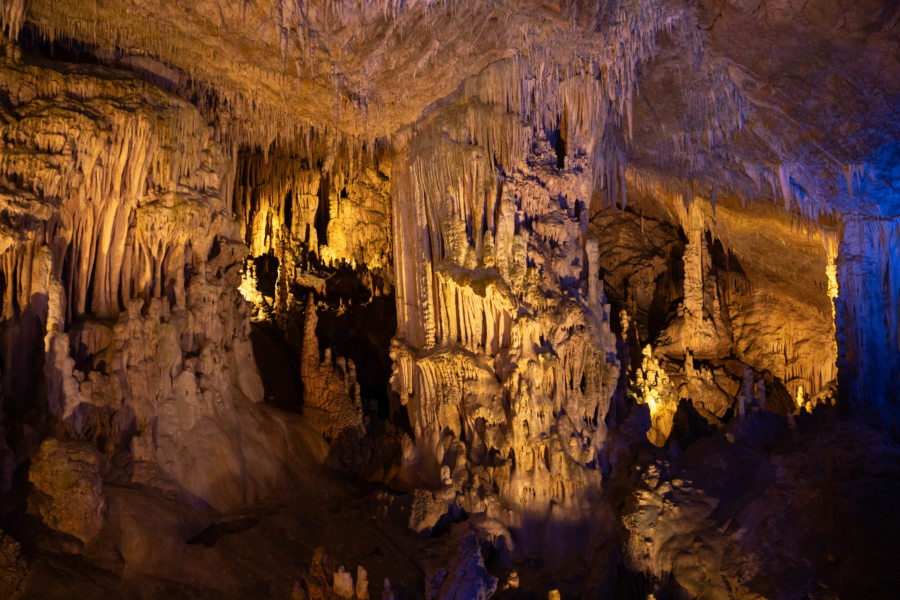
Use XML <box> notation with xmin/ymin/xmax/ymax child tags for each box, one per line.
<box><xmin>0</xmin><ymin>0</ymin><xmax>898</xmax><ymax>598</ymax></box>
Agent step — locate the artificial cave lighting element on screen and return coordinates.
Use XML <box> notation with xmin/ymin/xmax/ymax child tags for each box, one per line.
<box><xmin>0</xmin><ymin>0</ymin><xmax>898</xmax><ymax>598</ymax></box>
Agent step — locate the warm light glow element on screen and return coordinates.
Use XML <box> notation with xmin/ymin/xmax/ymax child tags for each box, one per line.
<box><xmin>634</xmin><ymin>345</ymin><xmax>677</xmax><ymax>446</ymax></box>
<box><xmin>238</xmin><ymin>261</ymin><xmax>267</xmax><ymax>320</ymax></box>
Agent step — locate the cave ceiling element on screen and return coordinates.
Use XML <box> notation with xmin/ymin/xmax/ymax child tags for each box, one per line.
<box><xmin>13</xmin><ymin>0</ymin><xmax>900</xmax><ymax>218</ymax></box>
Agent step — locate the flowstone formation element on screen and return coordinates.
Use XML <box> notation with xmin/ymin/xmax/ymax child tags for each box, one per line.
<box><xmin>390</xmin><ymin>99</ymin><xmax>620</xmax><ymax>547</ymax></box>
<box><xmin>0</xmin><ymin>55</ymin><xmax>289</xmax><ymax>513</ymax></box>
<box><xmin>0</xmin><ymin>0</ymin><xmax>898</xmax><ymax>598</ymax></box>
<box><xmin>602</xmin><ymin>189</ymin><xmax>841</xmax><ymax>447</ymax></box>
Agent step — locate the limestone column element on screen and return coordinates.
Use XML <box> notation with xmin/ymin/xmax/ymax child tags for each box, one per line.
<box><xmin>586</xmin><ymin>239</ymin><xmax>600</xmax><ymax>312</ymax></box>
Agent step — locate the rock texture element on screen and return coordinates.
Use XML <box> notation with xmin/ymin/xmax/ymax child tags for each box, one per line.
<box><xmin>0</xmin><ymin>531</ymin><xmax>26</xmax><ymax>598</ymax></box>
<box><xmin>0</xmin><ymin>33</ymin><xmax>332</xmax><ymax>523</ymax></box>
<box><xmin>27</xmin><ymin>439</ymin><xmax>105</xmax><ymax>544</ymax></box>
<box><xmin>623</xmin><ymin>415</ymin><xmax>900</xmax><ymax>599</ymax></box>
<box><xmin>0</xmin><ymin>0</ymin><xmax>897</xmax><ymax>597</ymax></box>
<box><xmin>390</xmin><ymin>108</ymin><xmax>621</xmax><ymax>551</ymax></box>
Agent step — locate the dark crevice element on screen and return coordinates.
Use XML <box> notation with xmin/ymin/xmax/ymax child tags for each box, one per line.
<box><xmin>250</xmin><ymin>321</ymin><xmax>304</xmax><ymax>413</ymax></box>
<box><xmin>315</xmin><ymin>174</ymin><xmax>330</xmax><ymax>247</ymax></box>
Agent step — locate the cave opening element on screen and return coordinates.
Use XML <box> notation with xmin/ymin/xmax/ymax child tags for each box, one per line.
<box><xmin>315</xmin><ymin>173</ymin><xmax>330</xmax><ymax>247</ymax></box>
<box><xmin>249</xmin><ymin>319</ymin><xmax>304</xmax><ymax>413</ymax></box>
<box><xmin>252</xmin><ymin>253</ymin><xmax>280</xmax><ymax>300</ymax></box>
<box><xmin>283</xmin><ymin>190</ymin><xmax>293</xmax><ymax>234</ymax></box>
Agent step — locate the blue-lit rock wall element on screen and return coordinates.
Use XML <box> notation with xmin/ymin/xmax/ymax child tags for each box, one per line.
<box><xmin>836</xmin><ymin>217</ymin><xmax>900</xmax><ymax>433</ymax></box>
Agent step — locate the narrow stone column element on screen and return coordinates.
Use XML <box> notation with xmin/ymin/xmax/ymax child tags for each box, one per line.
<box><xmin>586</xmin><ymin>238</ymin><xmax>600</xmax><ymax>312</ymax></box>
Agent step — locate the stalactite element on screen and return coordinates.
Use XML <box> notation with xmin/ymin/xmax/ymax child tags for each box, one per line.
<box><xmin>683</xmin><ymin>202</ymin><xmax>705</xmax><ymax>347</ymax></box>
<box><xmin>389</xmin><ymin>92</ymin><xmax>620</xmax><ymax>532</ymax></box>
<box><xmin>634</xmin><ymin>344</ymin><xmax>677</xmax><ymax>447</ymax></box>
<box><xmin>0</xmin><ymin>0</ymin><xmax>25</xmax><ymax>41</ymax></box>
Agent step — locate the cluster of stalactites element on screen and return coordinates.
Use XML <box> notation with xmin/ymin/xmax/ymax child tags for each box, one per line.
<box><xmin>234</xmin><ymin>148</ymin><xmax>323</xmax><ymax>258</ymax></box>
<box><xmin>390</xmin><ymin>89</ymin><xmax>622</xmax><ymax>524</ymax></box>
<box><xmin>272</xmin><ymin>0</ymin><xmax>465</xmax><ymax>65</ymax></box>
<box><xmin>445</xmin><ymin>0</ymin><xmax>753</xmax><ymax>224</ymax></box>
<box><xmin>0</xmin><ymin>60</ymin><xmax>225</xmax><ymax>323</ymax></box>
<box><xmin>620</xmin><ymin>177</ymin><xmax>840</xmax><ymax>406</ymax></box>
<box><xmin>0</xmin><ymin>0</ymin><xmax>24</xmax><ymax>41</ymax></box>
<box><xmin>462</xmin><ymin>0</ymin><xmax>690</xmax><ymax>145</ymax></box>
<box><xmin>393</xmin><ymin>130</ymin><xmax>527</xmax><ymax>349</ymax></box>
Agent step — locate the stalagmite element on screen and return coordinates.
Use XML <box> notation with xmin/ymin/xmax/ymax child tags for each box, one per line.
<box><xmin>635</xmin><ymin>345</ymin><xmax>678</xmax><ymax>446</ymax></box>
<box><xmin>333</xmin><ymin>566</ymin><xmax>354</xmax><ymax>599</ymax></box>
<box><xmin>301</xmin><ymin>294</ymin><xmax>365</xmax><ymax>441</ymax></box>
<box><xmin>586</xmin><ymin>238</ymin><xmax>601</xmax><ymax>312</ymax></box>
<box><xmin>740</xmin><ymin>364</ymin><xmax>754</xmax><ymax>417</ymax></box>
<box><xmin>757</xmin><ymin>378</ymin><xmax>767</xmax><ymax>411</ymax></box>
<box><xmin>683</xmin><ymin>203</ymin><xmax>705</xmax><ymax>349</ymax></box>
<box><xmin>356</xmin><ymin>566</ymin><xmax>370</xmax><ymax>600</ymax></box>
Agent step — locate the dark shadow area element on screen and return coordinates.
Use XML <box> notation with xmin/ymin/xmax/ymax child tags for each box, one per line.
<box><xmin>250</xmin><ymin>321</ymin><xmax>304</xmax><ymax>413</ymax></box>
<box><xmin>1</xmin><ymin>294</ymin><xmax>49</xmax><ymax>419</ymax></box>
<box><xmin>316</xmin><ymin>293</ymin><xmax>397</xmax><ymax>420</ymax></box>
<box><xmin>645</xmin><ymin>232</ymin><xmax>686</xmax><ymax>343</ymax></box>
<box><xmin>252</xmin><ymin>253</ymin><xmax>280</xmax><ymax>300</ymax></box>
<box><xmin>315</xmin><ymin>174</ymin><xmax>330</xmax><ymax>246</ymax></box>
<box><xmin>187</xmin><ymin>515</ymin><xmax>263</xmax><ymax>547</ymax></box>
<box><xmin>667</xmin><ymin>398</ymin><xmax>719</xmax><ymax>450</ymax></box>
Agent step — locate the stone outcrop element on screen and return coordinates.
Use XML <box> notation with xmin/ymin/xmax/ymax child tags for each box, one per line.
<box><xmin>0</xmin><ymin>44</ymin><xmax>331</xmax><ymax>518</ymax></box>
<box><xmin>425</xmin><ymin>534</ymin><xmax>497</xmax><ymax>600</ymax></box>
<box><xmin>27</xmin><ymin>438</ymin><xmax>106</xmax><ymax>544</ymax></box>
<box><xmin>301</xmin><ymin>294</ymin><xmax>365</xmax><ymax>442</ymax></box>
<box><xmin>389</xmin><ymin>104</ymin><xmax>621</xmax><ymax>547</ymax></box>
<box><xmin>0</xmin><ymin>531</ymin><xmax>26</xmax><ymax>598</ymax></box>
<box><xmin>623</xmin><ymin>417</ymin><xmax>900</xmax><ymax>599</ymax></box>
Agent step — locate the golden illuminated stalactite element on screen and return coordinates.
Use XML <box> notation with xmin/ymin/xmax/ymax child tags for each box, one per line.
<box><xmin>634</xmin><ymin>345</ymin><xmax>677</xmax><ymax>446</ymax></box>
<box><xmin>234</xmin><ymin>152</ymin><xmax>321</xmax><ymax>259</ymax></box>
<box><xmin>683</xmin><ymin>202</ymin><xmax>706</xmax><ymax>348</ymax></box>
<box><xmin>237</xmin><ymin>261</ymin><xmax>265</xmax><ymax>319</ymax></box>
<box><xmin>825</xmin><ymin>245</ymin><xmax>840</xmax><ymax>319</ymax></box>
<box><xmin>795</xmin><ymin>384</ymin><xmax>806</xmax><ymax>412</ymax></box>
<box><xmin>318</xmin><ymin>170</ymin><xmax>392</xmax><ymax>270</ymax></box>
<box><xmin>0</xmin><ymin>0</ymin><xmax>25</xmax><ymax>40</ymax></box>
<box><xmin>824</xmin><ymin>232</ymin><xmax>840</xmax><ymax>373</ymax></box>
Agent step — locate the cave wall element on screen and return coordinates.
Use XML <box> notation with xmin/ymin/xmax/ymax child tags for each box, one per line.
<box><xmin>390</xmin><ymin>97</ymin><xmax>620</xmax><ymax>541</ymax></box>
<box><xmin>0</xmin><ymin>50</ymin><xmax>335</xmax><ymax>517</ymax></box>
<box><xmin>0</xmin><ymin>1</ymin><xmax>867</xmax><ymax>526</ymax></box>
<box><xmin>836</xmin><ymin>217</ymin><xmax>900</xmax><ymax>434</ymax></box>
<box><xmin>0</xmin><ymin>0</ymin><xmax>897</xmax><ymax>596</ymax></box>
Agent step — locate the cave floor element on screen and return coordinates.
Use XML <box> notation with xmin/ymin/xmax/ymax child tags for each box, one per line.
<box><xmin>10</xmin><ymin>433</ymin><xmax>429</xmax><ymax>599</ymax></box>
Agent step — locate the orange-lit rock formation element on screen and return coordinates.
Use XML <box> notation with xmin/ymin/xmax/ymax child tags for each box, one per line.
<box><xmin>0</xmin><ymin>0</ymin><xmax>898</xmax><ymax>597</ymax></box>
